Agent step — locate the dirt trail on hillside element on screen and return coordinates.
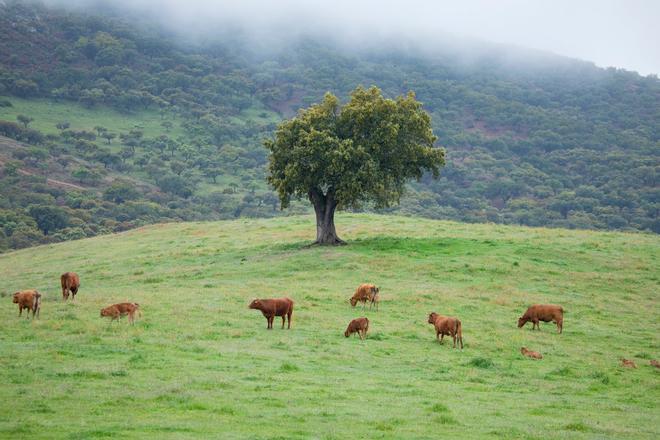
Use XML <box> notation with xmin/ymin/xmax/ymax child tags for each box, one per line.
<box><xmin>0</xmin><ymin>136</ymin><xmax>88</xmax><ymax>191</ymax></box>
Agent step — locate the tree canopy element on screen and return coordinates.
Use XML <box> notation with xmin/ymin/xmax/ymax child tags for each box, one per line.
<box><xmin>265</xmin><ymin>86</ymin><xmax>445</xmax><ymax>244</ymax></box>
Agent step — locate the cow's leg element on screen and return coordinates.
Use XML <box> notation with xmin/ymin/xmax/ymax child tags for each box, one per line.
<box><xmin>557</xmin><ymin>318</ymin><xmax>562</xmax><ymax>333</ymax></box>
<box><xmin>440</xmin><ymin>333</ymin><xmax>444</xmax><ymax>344</ymax></box>
<box><xmin>281</xmin><ymin>315</ymin><xmax>285</xmax><ymax>329</ymax></box>
<box><xmin>452</xmin><ymin>334</ymin><xmax>456</xmax><ymax>348</ymax></box>
<box><xmin>359</xmin><ymin>330</ymin><xmax>364</xmax><ymax>340</ymax></box>
<box><xmin>287</xmin><ymin>312</ymin><xmax>292</xmax><ymax>329</ymax></box>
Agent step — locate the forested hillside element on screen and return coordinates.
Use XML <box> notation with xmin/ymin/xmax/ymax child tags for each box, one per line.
<box><xmin>0</xmin><ymin>0</ymin><xmax>658</xmax><ymax>251</ymax></box>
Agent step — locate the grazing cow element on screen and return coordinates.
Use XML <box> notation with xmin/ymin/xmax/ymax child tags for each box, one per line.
<box><xmin>621</xmin><ymin>358</ymin><xmax>637</xmax><ymax>369</ymax></box>
<box><xmin>350</xmin><ymin>284</ymin><xmax>379</xmax><ymax>310</ymax></box>
<box><xmin>249</xmin><ymin>298</ymin><xmax>294</xmax><ymax>329</ymax></box>
<box><xmin>517</xmin><ymin>304</ymin><xmax>564</xmax><ymax>333</ymax></box>
<box><xmin>12</xmin><ymin>290</ymin><xmax>41</xmax><ymax>319</ymax></box>
<box><xmin>344</xmin><ymin>317</ymin><xmax>369</xmax><ymax>340</ymax></box>
<box><xmin>100</xmin><ymin>303</ymin><xmax>140</xmax><ymax>324</ymax></box>
<box><xmin>650</xmin><ymin>360</ymin><xmax>660</xmax><ymax>369</ymax></box>
<box><xmin>520</xmin><ymin>347</ymin><xmax>543</xmax><ymax>359</ymax></box>
<box><xmin>60</xmin><ymin>272</ymin><xmax>80</xmax><ymax>301</ymax></box>
<box><xmin>427</xmin><ymin>312</ymin><xmax>463</xmax><ymax>349</ymax></box>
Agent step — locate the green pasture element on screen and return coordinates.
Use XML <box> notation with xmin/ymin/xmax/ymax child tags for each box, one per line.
<box><xmin>0</xmin><ymin>214</ymin><xmax>658</xmax><ymax>439</ymax></box>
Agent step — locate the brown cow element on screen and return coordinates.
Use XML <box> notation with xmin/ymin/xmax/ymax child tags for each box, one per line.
<box><xmin>651</xmin><ymin>360</ymin><xmax>660</xmax><ymax>369</ymax></box>
<box><xmin>517</xmin><ymin>304</ymin><xmax>564</xmax><ymax>333</ymax></box>
<box><xmin>100</xmin><ymin>303</ymin><xmax>141</xmax><ymax>324</ymax></box>
<box><xmin>621</xmin><ymin>358</ymin><xmax>637</xmax><ymax>369</ymax></box>
<box><xmin>61</xmin><ymin>272</ymin><xmax>80</xmax><ymax>301</ymax></box>
<box><xmin>12</xmin><ymin>290</ymin><xmax>41</xmax><ymax>319</ymax></box>
<box><xmin>428</xmin><ymin>312</ymin><xmax>463</xmax><ymax>349</ymax></box>
<box><xmin>344</xmin><ymin>317</ymin><xmax>369</xmax><ymax>340</ymax></box>
<box><xmin>249</xmin><ymin>298</ymin><xmax>294</xmax><ymax>329</ymax></box>
<box><xmin>521</xmin><ymin>347</ymin><xmax>543</xmax><ymax>359</ymax></box>
<box><xmin>350</xmin><ymin>284</ymin><xmax>379</xmax><ymax>310</ymax></box>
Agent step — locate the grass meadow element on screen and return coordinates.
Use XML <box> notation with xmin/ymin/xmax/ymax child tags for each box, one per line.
<box><xmin>0</xmin><ymin>214</ymin><xmax>658</xmax><ymax>439</ymax></box>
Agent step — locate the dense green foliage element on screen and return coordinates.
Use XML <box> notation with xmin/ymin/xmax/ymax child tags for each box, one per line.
<box><xmin>1</xmin><ymin>215</ymin><xmax>658</xmax><ymax>438</ymax></box>
<box><xmin>266</xmin><ymin>87</ymin><xmax>444</xmax><ymax>243</ymax></box>
<box><xmin>0</xmin><ymin>0</ymin><xmax>658</xmax><ymax>251</ymax></box>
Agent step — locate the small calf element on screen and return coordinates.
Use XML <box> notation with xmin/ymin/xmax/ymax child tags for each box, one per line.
<box><xmin>518</xmin><ymin>304</ymin><xmax>564</xmax><ymax>333</ymax></box>
<box><xmin>521</xmin><ymin>347</ymin><xmax>543</xmax><ymax>359</ymax></box>
<box><xmin>249</xmin><ymin>298</ymin><xmax>294</xmax><ymax>329</ymax></box>
<box><xmin>12</xmin><ymin>290</ymin><xmax>41</xmax><ymax>319</ymax></box>
<box><xmin>100</xmin><ymin>303</ymin><xmax>140</xmax><ymax>324</ymax></box>
<box><xmin>427</xmin><ymin>312</ymin><xmax>463</xmax><ymax>349</ymax></box>
<box><xmin>344</xmin><ymin>317</ymin><xmax>369</xmax><ymax>340</ymax></box>
<box><xmin>621</xmin><ymin>358</ymin><xmax>637</xmax><ymax>369</ymax></box>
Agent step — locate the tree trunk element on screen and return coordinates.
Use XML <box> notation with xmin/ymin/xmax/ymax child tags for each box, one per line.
<box><xmin>309</xmin><ymin>188</ymin><xmax>345</xmax><ymax>245</ymax></box>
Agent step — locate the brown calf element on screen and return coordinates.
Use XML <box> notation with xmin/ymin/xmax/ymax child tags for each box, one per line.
<box><xmin>61</xmin><ymin>272</ymin><xmax>80</xmax><ymax>301</ymax></box>
<box><xmin>344</xmin><ymin>317</ymin><xmax>369</xmax><ymax>340</ymax></box>
<box><xmin>428</xmin><ymin>312</ymin><xmax>463</xmax><ymax>349</ymax></box>
<box><xmin>100</xmin><ymin>303</ymin><xmax>141</xmax><ymax>324</ymax></box>
<box><xmin>249</xmin><ymin>298</ymin><xmax>294</xmax><ymax>329</ymax></box>
<box><xmin>521</xmin><ymin>347</ymin><xmax>543</xmax><ymax>359</ymax></box>
<box><xmin>621</xmin><ymin>358</ymin><xmax>637</xmax><ymax>369</ymax></box>
<box><xmin>12</xmin><ymin>290</ymin><xmax>41</xmax><ymax>319</ymax></box>
<box><xmin>518</xmin><ymin>304</ymin><xmax>564</xmax><ymax>333</ymax></box>
<box><xmin>350</xmin><ymin>284</ymin><xmax>379</xmax><ymax>310</ymax></box>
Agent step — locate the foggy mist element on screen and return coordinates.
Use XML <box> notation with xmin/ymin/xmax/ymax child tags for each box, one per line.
<box><xmin>46</xmin><ymin>0</ymin><xmax>660</xmax><ymax>75</ymax></box>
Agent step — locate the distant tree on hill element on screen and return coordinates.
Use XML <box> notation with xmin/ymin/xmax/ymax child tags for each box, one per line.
<box><xmin>28</xmin><ymin>205</ymin><xmax>69</xmax><ymax>235</ymax></box>
<box><xmin>103</xmin><ymin>182</ymin><xmax>140</xmax><ymax>204</ymax></box>
<box><xmin>17</xmin><ymin>115</ymin><xmax>33</xmax><ymax>129</ymax></box>
<box><xmin>265</xmin><ymin>86</ymin><xmax>445</xmax><ymax>245</ymax></box>
<box><xmin>101</xmin><ymin>132</ymin><xmax>116</xmax><ymax>144</ymax></box>
<box><xmin>71</xmin><ymin>167</ymin><xmax>101</xmax><ymax>185</ymax></box>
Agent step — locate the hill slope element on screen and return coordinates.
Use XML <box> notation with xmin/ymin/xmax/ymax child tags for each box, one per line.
<box><xmin>0</xmin><ymin>214</ymin><xmax>658</xmax><ymax>438</ymax></box>
<box><xmin>0</xmin><ymin>0</ymin><xmax>658</xmax><ymax>253</ymax></box>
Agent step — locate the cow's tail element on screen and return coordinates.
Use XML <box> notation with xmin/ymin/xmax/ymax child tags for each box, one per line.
<box><xmin>33</xmin><ymin>291</ymin><xmax>42</xmax><ymax>317</ymax></box>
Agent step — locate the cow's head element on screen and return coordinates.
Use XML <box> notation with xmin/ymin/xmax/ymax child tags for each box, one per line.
<box><xmin>349</xmin><ymin>297</ymin><xmax>358</xmax><ymax>307</ymax></box>
<box><xmin>517</xmin><ymin>316</ymin><xmax>528</xmax><ymax>328</ymax></box>
<box><xmin>248</xmin><ymin>299</ymin><xmax>262</xmax><ymax>310</ymax></box>
<box><xmin>12</xmin><ymin>292</ymin><xmax>20</xmax><ymax>303</ymax></box>
<box><xmin>344</xmin><ymin>328</ymin><xmax>351</xmax><ymax>337</ymax></box>
<box><xmin>427</xmin><ymin>312</ymin><xmax>438</xmax><ymax>324</ymax></box>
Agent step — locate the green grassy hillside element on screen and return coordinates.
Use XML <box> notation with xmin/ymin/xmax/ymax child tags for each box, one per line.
<box><xmin>0</xmin><ymin>214</ymin><xmax>658</xmax><ymax>439</ymax></box>
<box><xmin>0</xmin><ymin>97</ymin><xmax>185</xmax><ymax>137</ymax></box>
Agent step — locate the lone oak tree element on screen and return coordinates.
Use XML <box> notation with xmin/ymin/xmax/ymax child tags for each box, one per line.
<box><xmin>265</xmin><ymin>86</ymin><xmax>445</xmax><ymax>245</ymax></box>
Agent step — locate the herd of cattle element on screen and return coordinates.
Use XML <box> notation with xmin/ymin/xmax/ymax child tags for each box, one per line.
<box><xmin>8</xmin><ymin>277</ymin><xmax>658</xmax><ymax>367</ymax></box>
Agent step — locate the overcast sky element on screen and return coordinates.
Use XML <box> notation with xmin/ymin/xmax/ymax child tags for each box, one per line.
<box><xmin>66</xmin><ymin>0</ymin><xmax>660</xmax><ymax>75</ymax></box>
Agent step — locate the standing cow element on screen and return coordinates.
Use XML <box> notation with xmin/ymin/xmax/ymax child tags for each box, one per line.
<box><xmin>249</xmin><ymin>298</ymin><xmax>294</xmax><ymax>329</ymax></box>
<box><xmin>61</xmin><ymin>272</ymin><xmax>80</xmax><ymax>301</ymax></box>
<box><xmin>13</xmin><ymin>290</ymin><xmax>41</xmax><ymax>319</ymax></box>
<box><xmin>427</xmin><ymin>312</ymin><xmax>463</xmax><ymax>349</ymax></box>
